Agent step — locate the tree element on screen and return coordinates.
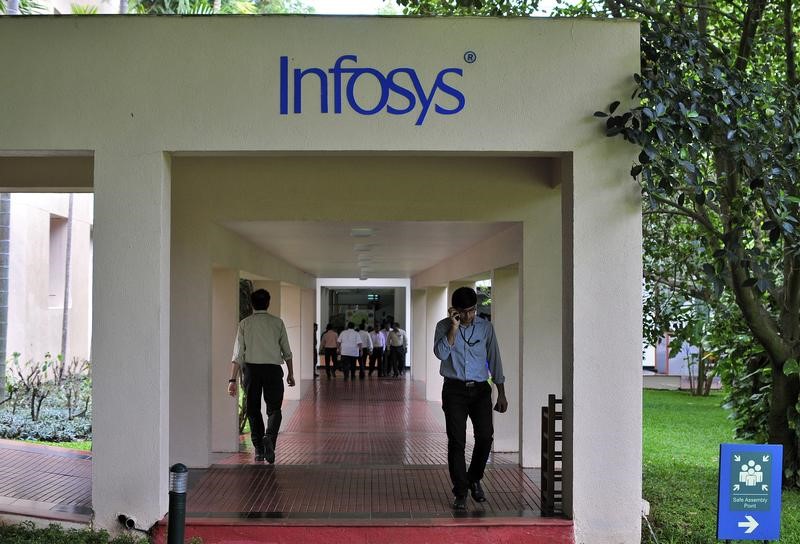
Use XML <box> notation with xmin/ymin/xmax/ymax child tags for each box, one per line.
<box><xmin>401</xmin><ymin>0</ymin><xmax>800</xmax><ymax>487</ymax></box>
<box><xmin>0</xmin><ymin>0</ymin><xmax>46</xmax><ymax>14</ymax></box>
<box><xmin>593</xmin><ymin>0</ymin><xmax>799</xmax><ymax>488</ymax></box>
<box><xmin>128</xmin><ymin>0</ymin><xmax>313</xmax><ymax>14</ymax></box>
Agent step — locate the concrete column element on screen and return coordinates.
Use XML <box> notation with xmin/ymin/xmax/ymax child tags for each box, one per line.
<box><xmin>410</xmin><ymin>289</ymin><xmax>427</xmax><ymax>380</ymax></box>
<box><xmin>565</xmin><ymin>151</ymin><xmax>642</xmax><ymax>542</ymax></box>
<box><xmin>319</xmin><ymin>287</ymin><xmax>330</xmax><ymax>328</ymax></box>
<box><xmin>300</xmin><ymin>288</ymin><xmax>315</xmax><ymax>382</ymax></box>
<box><xmin>394</xmin><ymin>287</ymin><xmax>406</xmax><ymax>327</ymax></box>
<box><xmin>491</xmin><ymin>264</ymin><xmax>520</xmax><ymax>453</ymax></box>
<box><xmin>393</xmin><ymin>287</ymin><xmax>408</xmax><ymax>369</ymax></box>
<box><xmin>424</xmin><ymin>286</ymin><xmax>447</xmax><ymax>401</ymax></box>
<box><xmin>280</xmin><ymin>283</ymin><xmax>302</xmax><ymax>401</ymax></box>
<box><xmin>92</xmin><ymin>151</ymin><xmax>170</xmax><ymax>530</ymax></box>
<box><xmin>521</xmin><ymin>189</ymin><xmax>563</xmax><ymax>469</ymax></box>
<box><xmin>211</xmin><ymin>268</ymin><xmax>240</xmax><ymax>452</ymax></box>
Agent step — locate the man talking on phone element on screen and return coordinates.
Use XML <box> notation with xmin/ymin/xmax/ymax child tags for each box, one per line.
<box><xmin>433</xmin><ymin>286</ymin><xmax>508</xmax><ymax>511</ymax></box>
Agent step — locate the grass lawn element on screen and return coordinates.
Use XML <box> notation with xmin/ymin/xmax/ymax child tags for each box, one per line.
<box><xmin>643</xmin><ymin>389</ymin><xmax>800</xmax><ymax>543</ymax></box>
<box><xmin>24</xmin><ymin>440</ymin><xmax>92</xmax><ymax>451</ymax></box>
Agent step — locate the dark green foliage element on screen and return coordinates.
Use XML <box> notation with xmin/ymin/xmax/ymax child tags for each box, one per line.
<box><xmin>395</xmin><ymin>0</ymin><xmax>540</xmax><ymax>16</ymax></box>
<box><xmin>594</xmin><ymin>1</ymin><xmax>800</xmax><ymax>486</ymax></box>
<box><xmin>0</xmin><ymin>522</ymin><xmax>148</xmax><ymax>544</ymax></box>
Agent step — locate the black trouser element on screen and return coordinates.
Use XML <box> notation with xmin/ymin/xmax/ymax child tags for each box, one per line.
<box><xmin>242</xmin><ymin>363</ymin><xmax>285</xmax><ymax>451</ymax></box>
<box><xmin>370</xmin><ymin>346</ymin><xmax>384</xmax><ymax>375</ymax></box>
<box><xmin>389</xmin><ymin>346</ymin><xmax>404</xmax><ymax>376</ymax></box>
<box><xmin>341</xmin><ymin>355</ymin><xmax>358</xmax><ymax>379</ymax></box>
<box><xmin>323</xmin><ymin>348</ymin><xmax>337</xmax><ymax>376</ymax></box>
<box><xmin>359</xmin><ymin>348</ymin><xmax>370</xmax><ymax>377</ymax></box>
<box><xmin>441</xmin><ymin>378</ymin><xmax>493</xmax><ymax>498</ymax></box>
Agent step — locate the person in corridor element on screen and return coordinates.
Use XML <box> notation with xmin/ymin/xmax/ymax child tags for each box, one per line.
<box><xmin>320</xmin><ymin>323</ymin><xmax>339</xmax><ymax>378</ymax></box>
<box><xmin>433</xmin><ymin>286</ymin><xmax>508</xmax><ymax>510</ymax></box>
<box><xmin>228</xmin><ymin>289</ymin><xmax>295</xmax><ymax>463</ymax></box>
<box><xmin>337</xmin><ymin>321</ymin><xmax>362</xmax><ymax>380</ymax></box>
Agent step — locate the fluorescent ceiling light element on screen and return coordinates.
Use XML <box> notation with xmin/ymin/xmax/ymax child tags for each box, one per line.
<box><xmin>350</xmin><ymin>227</ymin><xmax>374</xmax><ymax>238</ymax></box>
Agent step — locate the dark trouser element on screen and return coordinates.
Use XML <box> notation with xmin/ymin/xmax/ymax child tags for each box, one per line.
<box><xmin>370</xmin><ymin>347</ymin><xmax>384</xmax><ymax>375</ymax></box>
<box><xmin>243</xmin><ymin>363</ymin><xmax>285</xmax><ymax>451</ymax></box>
<box><xmin>389</xmin><ymin>346</ymin><xmax>403</xmax><ymax>376</ymax></box>
<box><xmin>441</xmin><ymin>378</ymin><xmax>493</xmax><ymax>498</ymax></box>
<box><xmin>341</xmin><ymin>355</ymin><xmax>358</xmax><ymax>379</ymax></box>
<box><xmin>359</xmin><ymin>348</ymin><xmax>370</xmax><ymax>377</ymax></box>
<box><xmin>323</xmin><ymin>348</ymin><xmax>337</xmax><ymax>376</ymax></box>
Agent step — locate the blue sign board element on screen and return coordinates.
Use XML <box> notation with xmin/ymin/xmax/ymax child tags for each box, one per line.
<box><xmin>718</xmin><ymin>443</ymin><xmax>782</xmax><ymax>540</ymax></box>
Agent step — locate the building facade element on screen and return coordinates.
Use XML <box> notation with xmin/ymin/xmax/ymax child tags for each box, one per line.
<box><xmin>0</xmin><ymin>17</ymin><xmax>642</xmax><ymax>543</ymax></box>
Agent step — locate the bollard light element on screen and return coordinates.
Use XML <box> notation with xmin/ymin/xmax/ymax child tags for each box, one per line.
<box><xmin>167</xmin><ymin>463</ymin><xmax>188</xmax><ymax>544</ymax></box>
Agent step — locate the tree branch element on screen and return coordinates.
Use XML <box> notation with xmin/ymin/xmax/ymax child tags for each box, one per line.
<box><xmin>675</xmin><ymin>0</ymin><xmax>738</xmax><ymax>25</ymax></box>
<box><xmin>735</xmin><ymin>0</ymin><xmax>768</xmax><ymax>71</ymax></box>
<box><xmin>648</xmin><ymin>192</ymin><xmax>721</xmax><ymax>237</ymax></box>
<box><xmin>785</xmin><ymin>0</ymin><xmax>797</xmax><ymax>87</ymax></box>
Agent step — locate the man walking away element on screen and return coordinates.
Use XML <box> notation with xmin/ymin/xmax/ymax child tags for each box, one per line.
<box><xmin>337</xmin><ymin>322</ymin><xmax>362</xmax><ymax>380</ymax></box>
<box><xmin>320</xmin><ymin>323</ymin><xmax>339</xmax><ymax>378</ymax></box>
<box><xmin>228</xmin><ymin>289</ymin><xmax>295</xmax><ymax>464</ymax></box>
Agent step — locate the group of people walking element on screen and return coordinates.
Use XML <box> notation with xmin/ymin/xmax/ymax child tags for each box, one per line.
<box><xmin>318</xmin><ymin>321</ymin><xmax>407</xmax><ymax>379</ymax></box>
<box><xmin>227</xmin><ymin>286</ymin><xmax>507</xmax><ymax>512</ymax></box>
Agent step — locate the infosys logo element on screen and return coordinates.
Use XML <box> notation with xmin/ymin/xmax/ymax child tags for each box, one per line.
<box><xmin>279</xmin><ymin>55</ymin><xmax>467</xmax><ymax>126</ymax></box>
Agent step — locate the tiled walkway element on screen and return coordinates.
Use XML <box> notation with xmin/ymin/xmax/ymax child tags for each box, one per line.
<box><xmin>0</xmin><ymin>374</ymin><xmax>546</xmax><ymax>526</ymax></box>
<box><xmin>0</xmin><ymin>439</ymin><xmax>92</xmax><ymax>523</ymax></box>
<box><xmin>188</xmin><ymin>375</ymin><xmax>541</xmax><ymax>520</ymax></box>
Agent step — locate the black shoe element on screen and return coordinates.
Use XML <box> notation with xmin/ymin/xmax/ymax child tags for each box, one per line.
<box><xmin>452</xmin><ymin>495</ymin><xmax>467</xmax><ymax>510</ymax></box>
<box><xmin>253</xmin><ymin>441</ymin><xmax>266</xmax><ymax>462</ymax></box>
<box><xmin>263</xmin><ymin>440</ymin><xmax>275</xmax><ymax>464</ymax></box>
<box><xmin>469</xmin><ymin>481</ymin><xmax>487</xmax><ymax>502</ymax></box>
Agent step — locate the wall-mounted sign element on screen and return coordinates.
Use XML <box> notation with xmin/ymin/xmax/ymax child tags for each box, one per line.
<box><xmin>279</xmin><ymin>55</ymin><xmax>467</xmax><ymax>126</ymax></box>
<box><xmin>717</xmin><ymin>443</ymin><xmax>782</xmax><ymax>541</ymax></box>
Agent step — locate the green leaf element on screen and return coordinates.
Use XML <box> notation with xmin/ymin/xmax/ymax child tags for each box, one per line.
<box><xmin>609</xmin><ymin>101</ymin><xmax>621</xmax><ymax>114</ymax></box>
<box><xmin>784</xmin><ymin>359</ymin><xmax>800</xmax><ymax>376</ymax></box>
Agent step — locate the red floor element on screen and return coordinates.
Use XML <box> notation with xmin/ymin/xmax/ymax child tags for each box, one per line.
<box><xmin>155</xmin><ymin>375</ymin><xmax>573</xmax><ymax>543</ymax></box>
<box><xmin>0</xmin><ymin>374</ymin><xmax>573</xmax><ymax>542</ymax></box>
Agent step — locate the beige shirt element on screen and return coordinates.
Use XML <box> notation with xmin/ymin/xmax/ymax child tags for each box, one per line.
<box><xmin>320</xmin><ymin>329</ymin><xmax>339</xmax><ymax>348</ymax></box>
<box><xmin>232</xmin><ymin>311</ymin><xmax>292</xmax><ymax>365</ymax></box>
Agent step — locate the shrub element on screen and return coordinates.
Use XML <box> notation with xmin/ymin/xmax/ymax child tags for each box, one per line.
<box><xmin>0</xmin><ymin>409</ymin><xmax>91</xmax><ymax>442</ymax></box>
<box><xmin>0</xmin><ymin>521</ymin><xmax>148</xmax><ymax>544</ymax></box>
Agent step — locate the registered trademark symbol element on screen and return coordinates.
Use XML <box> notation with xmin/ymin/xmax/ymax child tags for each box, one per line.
<box><xmin>464</xmin><ymin>51</ymin><xmax>477</xmax><ymax>64</ymax></box>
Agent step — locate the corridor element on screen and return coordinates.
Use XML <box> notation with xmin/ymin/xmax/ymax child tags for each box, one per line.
<box><xmin>185</xmin><ymin>376</ymin><xmax>541</xmax><ymax>519</ymax></box>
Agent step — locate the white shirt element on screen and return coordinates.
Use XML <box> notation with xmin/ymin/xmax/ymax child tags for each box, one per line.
<box><xmin>358</xmin><ymin>330</ymin><xmax>373</xmax><ymax>351</ymax></box>
<box><xmin>338</xmin><ymin>328</ymin><xmax>362</xmax><ymax>357</ymax></box>
<box><xmin>388</xmin><ymin>328</ymin><xmax>407</xmax><ymax>348</ymax></box>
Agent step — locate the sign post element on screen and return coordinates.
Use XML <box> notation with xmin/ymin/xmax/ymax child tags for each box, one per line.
<box><xmin>717</xmin><ymin>443</ymin><xmax>783</xmax><ymax>541</ymax></box>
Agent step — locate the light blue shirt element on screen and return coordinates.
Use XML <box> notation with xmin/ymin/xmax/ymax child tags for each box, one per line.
<box><xmin>433</xmin><ymin>316</ymin><xmax>504</xmax><ymax>384</ymax></box>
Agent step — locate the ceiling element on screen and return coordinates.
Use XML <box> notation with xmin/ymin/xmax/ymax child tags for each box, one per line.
<box><xmin>222</xmin><ymin>220</ymin><xmax>517</xmax><ymax>279</ymax></box>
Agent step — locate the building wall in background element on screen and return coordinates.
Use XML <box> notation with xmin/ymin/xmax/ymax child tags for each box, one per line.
<box><xmin>7</xmin><ymin>193</ymin><xmax>93</xmax><ymax>366</ymax></box>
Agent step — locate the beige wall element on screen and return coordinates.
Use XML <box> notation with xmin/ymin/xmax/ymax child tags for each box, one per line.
<box><xmin>0</xmin><ymin>16</ymin><xmax>641</xmax><ymax>542</ymax></box>
<box><xmin>8</xmin><ymin>193</ymin><xmax>93</xmax><ymax>365</ymax></box>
